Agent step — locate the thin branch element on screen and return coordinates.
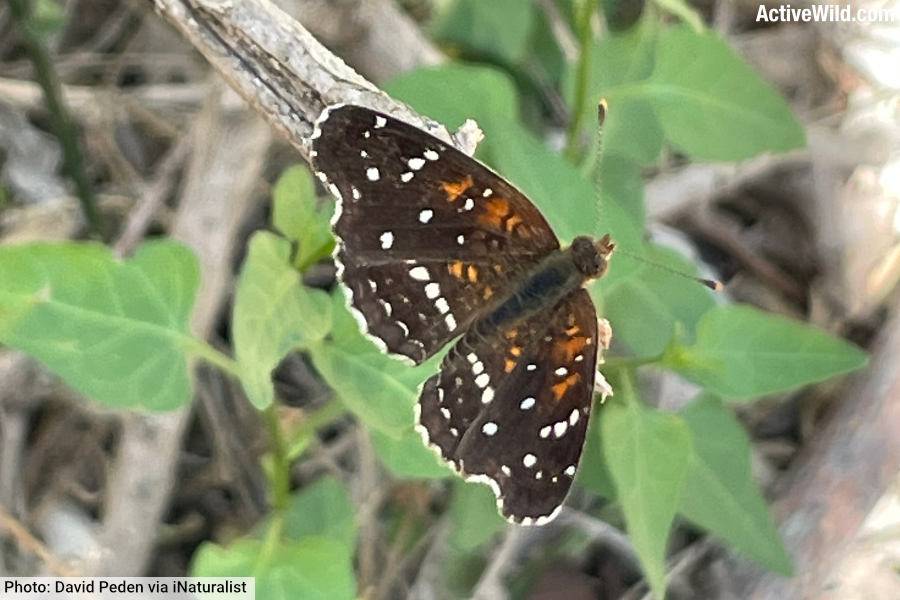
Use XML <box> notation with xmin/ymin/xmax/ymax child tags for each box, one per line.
<box><xmin>7</xmin><ymin>0</ymin><xmax>103</xmax><ymax>236</ymax></box>
<box><xmin>150</xmin><ymin>0</ymin><xmax>465</xmax><ymax>162</ymax></box>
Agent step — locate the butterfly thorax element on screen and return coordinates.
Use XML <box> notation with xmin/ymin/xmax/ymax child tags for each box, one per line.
<box><xmin>476</xmin><ymin>235</ymin><xmax>614</xmax><ymax>335</ymax></box>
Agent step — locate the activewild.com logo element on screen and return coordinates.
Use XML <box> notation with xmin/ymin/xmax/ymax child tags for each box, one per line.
<box><xmin>756</xmin><ymin>3</ymin><xmax>898</xmax><ymax>23</ymax></box>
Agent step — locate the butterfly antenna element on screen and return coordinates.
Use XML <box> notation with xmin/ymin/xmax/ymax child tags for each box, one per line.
<box><xmin>616</xmin><ymin>247</ymin><xmax>724</xmax><ymax>291</ymax></box>
<box><xmin>592</xmin><ymin>98</ymin><xmax>608</xmax><ymax>233</ymax></box>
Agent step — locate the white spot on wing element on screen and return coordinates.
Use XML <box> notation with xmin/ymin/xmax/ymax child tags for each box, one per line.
<box><xmin>419</xmin><ymin>209</ymin><xmax>433</xmax><ymax>223</ymax></box>
<box><xmin>374</xmin><ymin>115</ymin><xmax>387</xmax><ymax>128</ymax></box>
<box><xmin>366</xmin><ymin>167</ymin><xmax>380</xmax><ymax>181</ymax></box>
<box><xmin>401</xmin><ymin>172</ymin><xmax>414</xmax><ymax>182</ymax></box>
<box><xmin>527</xmin><ymin>364</ymin><xmax>537</xmax><ymax>372</ymax></box>
<box><xmin>379</xmin><ymin>231</ymin><xmax>394</xmax><ymax>249</ymax></box>
<box><xmin>457</xmin><ymin>234</ymin><xmax>465</xmax><ymax>245</ymax></box>
<box><xmin>482</xmin><ymin>422</ymin><xmax>498</xmax><ymax>436</ymax></box>
<box><xmin>445</xmin><ymin>314</ymin><xmax>457</xmax><ymax>330</ymax></box>
<box><xmin>523</xmin><ymin>454</ymin><xmax>537</xmax><ymax>468</ymax></box>
<box><xmin>463</xmin><ymin>198</ymin><xmax>474</xmax><ymax>211</ymax></box>
<box><xmin>467</xmin><ymin>353</ymin><xmax>478</xmax><ymax>364</ymax></box>
<box><xmin>450</xmin><ymin>427</ymin><xmax>459</xmax><ymax>437</ymax></box>
<box><xmin>481</xmin><ymin>387</ymin><xmax>494</xmax><ymax>404</ymax></box>
<box><xmin>425</xmin><ymin>282</ymin><xmax>440</xmax><ymax>299</ymax></box>
<box><xmin>554</xmin><ymin>421</ymin><xmax>568</xmax><ymax>438</ymax></box>
<box><xmin>397</xmin><ymin>321</ymin><xmax>410</xmax><ymax>337</ymax></box>
<box><xmin>351</xmin><ymin>187</ymin><xmax>361</xmax><ymax>200</ymax></box>
<box><xmin>520</xmin><ymin>397</ymin><xmax>535</xmax><ymax>410</ymax></box>
<box><xmin>435</xmin><ymin>297</ymin><xmax>450</xmax><ymax>314</ymax></box>
<box><xmin>409</xmin><ymin>266</ymin><xmax>430</xmax><ymax>281</ymax></box>
<box><xmin>483</xmin><ymin>188</ymin><xmax>493</xmax><ymax>197</ymax></box>
<box><xmin>408</xmin><ymin>157</ymin><xmax>426</xmax><ymax>170</ymax></box>
<box><xmin>475</xmin><ymin>373</ymin><xmax>490</xmax><ymax>388</ymax></box>
<box><xmin>569</xmin><ymin>408</ymin><xmax>580</xmax><ymax>426</ymax></box>
<box><xmin>540</xmin><ymin>425</ymin><xmax>551</xmax><ymax>438</ymax></box>
<box><xmin>501</xmin><ymin>465</ymin><xmax>511</xmax><ymax>476</ymax></box>
<box><xmin>555</xmin><ymin>367</ymin><xmax>568</xmax><ymax>377</ymax></box>
<box><xmin>565</xmin><ymin>465</ymin><xmax>576</xmax><ymax>476</ymax></box>
<box><xmin>424</xmin><ymin>149</ymin><xmax>439</xmax><ymax>161</ymax></box>
<box><xmin>441</xmin><ymin>407</ymin><xmax>451</xmax><ymax>419</ymax></box>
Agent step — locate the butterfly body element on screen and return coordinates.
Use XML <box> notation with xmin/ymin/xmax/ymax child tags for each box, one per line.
<box><xmin>474</xmin><ymin>236</ymin><xmax>613</xmax><ymax>335</ymax></box>
<box><xmin>311</xmin><ymin>104</ymin><xmax>613</xmax><ymax>525</ymax></box>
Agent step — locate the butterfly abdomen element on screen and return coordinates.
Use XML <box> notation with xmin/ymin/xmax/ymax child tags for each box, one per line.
<box><xmin>478</xmin><ymin>251</ymin><xmax>583</xmax><ymax>334</ymax></box>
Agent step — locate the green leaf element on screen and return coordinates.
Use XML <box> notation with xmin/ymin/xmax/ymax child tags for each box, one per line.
<box><xmin>233</xmin><ymin>232</ymin><xmax>332</xmax><ymax>409</ymax></box>
<box><xmin>431</xmin><ymin>0</ymin><xmax>536</xmax><ymax>64</ymax></box>
<box><xmin>574</xmin><ymin>398</ymin><xmax>617</xmax><ymax>499</ymax></box>
<box><xmin>602</xmin><ymin>394</ymin><xmax>691</xmax><ymax>599</ymax></box>
<box><xmin>387</xmin><ymin>64</ymin><xmax>520</xmax><ymax>132</ymax></box>
<box><xmin>665</xmin><ymin>305</ymin><xmax>868</xmax><ymax>399</ymax></box>
<box><xmin>308</xmin><ymin>292</ymin><xmax>438</xmax><ymax>436</ymax></box>
<box><xmin>272</xmin><ymin>166</ymin><xmax>335</xmax><ymax>272</ymax></box>
<box><xmin>192</xmin><ymin>536</ymin><xmax>355</xmax><ymax>600</ymax></box>
<box><xmin>0</xmin><ymin>241</ymin><xmax>198</xmax><ymax>411</ymax></box>
<box><xmin>647</xmin><ymin>27</ymin><xmax>805</xmax><ymax>160</ymax></box>
<box><xmin>282</xmin><ymin>477</ymin><xmax>356</xmax><ymax>550</ymax></box>
<box><xmin>601</xmin><ymin>244</ymin><xmax>715</xmax><ymax>357</ymax></box>
<box><xmin>371</xmin><ymin>426</ymin><xmax>452</xmax><ymax>480</ymax></box>
<box><xmin>679</xmin><ymin>395</ymin><xmax>792</xmax><ymax>574</ymax></box>
<box><xmin>597</xmin><ymin>153</ymin><xmax>645</xmax><ymax>233</ymax></box>
<box><xmin>448</xmin><ymin>479</ymin><xmax>506</xmax><ymax>551</ymax></box>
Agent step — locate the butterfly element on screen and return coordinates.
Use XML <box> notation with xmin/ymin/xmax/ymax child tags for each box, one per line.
<box><xmin>310</xmin><ymin>104</ymin><xmax>614</xmax><ymax>525</ymax></box>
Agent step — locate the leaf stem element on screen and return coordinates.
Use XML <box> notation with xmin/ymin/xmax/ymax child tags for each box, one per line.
<box><xmin>564</xmin><ymin>0</ymin><xmax>596</xmax><ymax>162</ymax></box>
<box><xmin>7</xmin><ymin>0</ymin><xmax>103</xmax><ymax>237</ymax></box>
<box><xmin>255</xmin><ymin>403</ymin><xmax>292</xmax><ymax>568</ymax></box>
<box><xmin>186</xmin><ymin>339</ymin><xmax>242</xmax><ymax>379</ymax></box>
<box><xmin>265</xmin><ymin>405</ymin><xmax>292</xmax><ymax>513</ymax></box>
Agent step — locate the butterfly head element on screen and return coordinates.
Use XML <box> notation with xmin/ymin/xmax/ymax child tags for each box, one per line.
<box><xmin>570</xmin><ymin>234</ymin><xmax>615</xmax><ymax>280</ymax></box>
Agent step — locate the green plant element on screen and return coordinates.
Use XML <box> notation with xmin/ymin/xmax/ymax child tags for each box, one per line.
<box><xmin>0</xmin><ymin>4</ymin><xmax>868</xmax><ymax>599</ymax></box>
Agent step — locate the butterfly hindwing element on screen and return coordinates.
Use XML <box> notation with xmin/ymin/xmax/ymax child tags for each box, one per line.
<box><xmin>312</xmin><ymin>104</ymin><xmax>560</xmax><ymax>364</ymax></box>
<box><xmin>416</xmin><ymin>289</ymin><xmax>599</xmax><ymax>524</ymax></box>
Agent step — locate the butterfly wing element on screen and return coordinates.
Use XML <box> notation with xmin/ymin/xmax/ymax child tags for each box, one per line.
<box><xmin>416</xmin><ymin>289</ymin><xmax>599</xmax><ymax>524</ymax></box>
<box><xmin>312</xmin><ymin>104</ymin><xmax>560</xmax><ymax>364</ymax></box>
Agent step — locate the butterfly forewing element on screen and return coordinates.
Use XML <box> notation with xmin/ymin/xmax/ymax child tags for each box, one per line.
<box><xmin>312</xmin><ymin>105</ymin><xmax>560</xmax><ymax>364</ymax></box>
<box><xmin>417</xmin><ymin>290</ymin><xmax>599</xmax><ymax>524</ymax></box>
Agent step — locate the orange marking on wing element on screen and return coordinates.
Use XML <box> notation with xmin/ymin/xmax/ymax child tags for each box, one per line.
<box><xmin>483</xmin><ymin>286</ymin><xmax>494</xmax><ymax>300</ymax></box>
<box><xmin>552</xmin><ymin>373</ymin><xmax>582</xmax><ymax>401</ymax></box>
<box><xmin>441</xmin><ymin>175</ymin><xmax>474</xmax><ymax>202</ymax></box>
<box><xmin>509</xmin><ymin>345</ymin><xmax>522</xmax><ymax>357</ymax></box>
<box><xmin>449</xmin><ymin>261</ymin><xmax>464</xmax><ymax>279</ymax></box>
<box><xmin>554</xmin><ymin>336</ymin><xmax>588</xmax><ymax>363</ymax></box>
<box><xmin>478</xmin><ymin>197</ymin><xmax>510</xmax><ymax>228</ymax></box>
<box><xmin>504</xmin><ymin>359</ymin><xmax>516</xmax><ymax>373</ymax></box>
<box><xmin>505</xmin><ymin>214</ymin><xmax>523</xmax><ymax>232</ymax></box>
<box><xmin>467</xmin><ymin>265</ymin><xmax>478</xmax><ymax>283</ymax></box>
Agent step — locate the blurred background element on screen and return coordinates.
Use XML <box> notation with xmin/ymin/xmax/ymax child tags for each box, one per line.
<box><xmin>1</xmin><ymin>1</ymin><xmax>899</xmax><ymax>599</ymax></box>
